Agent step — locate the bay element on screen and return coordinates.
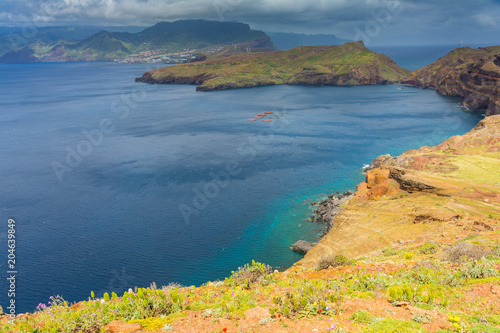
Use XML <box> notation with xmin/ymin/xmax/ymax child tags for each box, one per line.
<box><xmin>0</xmin><ymin>53</ymin><xmax>483</xmax><ymax>313</ymax></box>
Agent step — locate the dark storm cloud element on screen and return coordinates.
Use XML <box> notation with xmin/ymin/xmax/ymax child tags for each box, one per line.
<box><xmin>0</xmin><ymin>0</ymin><xmax>499</xmax><ymax>45</ymax></box>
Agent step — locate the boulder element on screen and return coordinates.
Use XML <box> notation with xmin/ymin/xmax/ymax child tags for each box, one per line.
<box><xmin>290</xmin><ymin>240</ymin><xmax>318</xmax><ymax>253</ymax></box>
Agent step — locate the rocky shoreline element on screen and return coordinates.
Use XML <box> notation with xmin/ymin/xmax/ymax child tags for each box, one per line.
<box><xmin>294</xmin><ymin>115</ymin><xmax>500</xmax><ymax>268</ymax></box>
<box><xmin>290</xmin><ymin>190</ymin><xmax>354</xmax><ymax>253</ymax></box>
<box><xmin>402</xmin><ymin>45</ymin><xmax>500</xmax><ymax>116</ymax></box>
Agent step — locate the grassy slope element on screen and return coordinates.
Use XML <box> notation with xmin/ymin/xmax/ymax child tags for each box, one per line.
<box><xmin>2</xmin><ymin>232</ymin><xmax>500</xmax><ymax>332</ymax></box>
<box><xmin>297</xmin><ymin>115</ymin><xmax>500</xmax><ymax>267</ymax></box>
<box><xmin>140</xmin><ymin>41</ymin><xmax>411</xmax><ymax>90</ymax></box>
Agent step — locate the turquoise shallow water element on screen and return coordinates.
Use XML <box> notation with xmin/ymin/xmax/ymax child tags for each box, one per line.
<box><xmin>0</xmin><ymin>59</ymin><xmax>484</xmax><ymax>313</ymax></box>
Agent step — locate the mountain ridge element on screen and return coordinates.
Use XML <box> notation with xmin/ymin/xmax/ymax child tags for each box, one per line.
<box><xmin>0</xmin><ymin>20</ymin><xmax>275</xmax><ymax>63</ymax></box>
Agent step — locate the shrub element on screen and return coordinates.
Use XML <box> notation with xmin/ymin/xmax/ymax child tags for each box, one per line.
<box><xmin>460</xmin><ymin>261</ymin><xmax>499</xmax><ymax>279</ymax></box>
<box><xmin>444</xmin><ymin>242</ymin><xmax>489</xmax><ymax>263</ymax></box>
<box><xmin>226</xmin><ymin>260</ymin><xmax>271</xmax><ymax>288</ymax></box>
<box><xmin>383</xmin><ymin>245</ymin><xmax>400</xmax><ymax>257</ymax></box>
<box><xmin>467</xmin><ymin>325</ymin><xmax>500</xmax><ymax>333</ymax></box>
<box><xmin>387</xmin><ymin>284</ymin><xmax>449</xmax><ymax>306</ymax></box>
<box><xmin>403</xmin><ymin>252</ymin><xmax>414</xmax><ymax>260</ymax></box>
<box><xmin>419</xmin><ymin>242</ymin><xmax>439</xmax><ymax>255</ymax></box>
<box><xmin>362</xmin><ymin>318</ymin><xmax>425</xmax><ymax>332</ymax></box>
<box><xmin>488</xmin><ymin>245</ymin><xmax>500</xmax><ymax>259</ymax></box>
<box><xmin>317</xmin><ymin>254</ymin><xmax>355</xmax><ymax>270</ymax></box>
<box><xmin>352</xmin><ymin>310</ymin><xmax>374</xmax><ymax>324</ymax></box>
<box><xmin>162</xmin><ymin>282</ymin><xmax>182</xmax><ymax>292</ymax></box>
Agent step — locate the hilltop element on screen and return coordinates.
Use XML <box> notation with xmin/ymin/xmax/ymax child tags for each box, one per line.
<box><xmin>135</xmin><ymin>41</ymin><xmax>411</xmax><ymax>90</ymax></box>
<box><xmin>403</xmin><ymin>45</ymin><xmax>500</xmax><ymax>116</ymax></box>
<box><xmin>0</xmin><ymin>20</ymin><xmax>275</xmax><ymax>63</ymax></box>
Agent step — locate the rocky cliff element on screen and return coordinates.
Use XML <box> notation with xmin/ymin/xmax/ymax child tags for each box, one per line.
<box><xmin>135</xmin><ymin>41</ymin><xmax>411</xmax><ymax>90</ymax></box>
<box><xmin>296</xmin><ymin>115</ymin><xmax>500</xmax><ymax>268</ymax></box>
<box><xmin>402</xmin><ymin>45</ymin><xmax>500</xmax><ymax>116</ymax></box>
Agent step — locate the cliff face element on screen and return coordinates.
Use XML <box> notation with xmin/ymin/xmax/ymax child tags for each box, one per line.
<box><xmin>135</xmin><ymin>41</ymin><xmax>411</xmax><ymax>91</ymax></box>
<box><xmin>402</xmin><ymin>46</ymin><xmax>500</xmax><ymax>116</ymax></box>
<box><xmin>296</xmin><ymin>115</ymin><xmax>500</xmax><ymax>268</ymax></box>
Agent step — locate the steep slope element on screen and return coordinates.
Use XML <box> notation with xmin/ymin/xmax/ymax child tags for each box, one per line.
<box><xmin>136</xmin><ymin>41</ymin><xmax>411</xmax><ymax>91</ymax></box>
<box><xmin>403</xmin><ymin>45</ymin><xmax>500</xmax><ymax>116</ymax></box>
<box><xmin>0</xmin><ymin>46</ymin><xmax>38</xmax><ymax>63</ymax></box>
<box><xmin>296</xmin><ymin>115</ymin><xmax>500</xmax><ymax>268</ymax></box>
<box><xmin>65</xmin><ymin>30</ymin><xmax>132</xmax><ymax>61</ymax></box>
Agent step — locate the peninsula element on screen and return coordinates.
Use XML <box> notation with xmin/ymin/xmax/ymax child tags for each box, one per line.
<box><xmin>403</xmin><ymin>45</ymin><xmax>500</xmax><ymax>116</ymax></box>
<box><xmin>135</xmin><ymin>41</ymin><xmax>411</xmax><ymax>90</ymax></box>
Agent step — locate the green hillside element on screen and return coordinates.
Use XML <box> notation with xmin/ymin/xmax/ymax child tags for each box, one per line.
<box><xmin>136</xmin><ymin>41</ymin><xmax>411</xmax><ymax>91</ymax></box>
<box><xmin>0</xmin><ymin>20</ymin><xmax>275</xmax><ymax>63</ymax></box>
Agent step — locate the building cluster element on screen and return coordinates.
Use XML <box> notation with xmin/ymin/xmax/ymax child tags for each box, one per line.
<box><xmin>118</xmin><ymin>48</ymin><xmax>197</xmax><ymax>64</ymax></box>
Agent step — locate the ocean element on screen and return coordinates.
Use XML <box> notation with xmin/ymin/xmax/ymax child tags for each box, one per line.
<box><xmin>0</xmin><ymin>46</ymin><xmax>484</xmax><ymax>313</ymax></box>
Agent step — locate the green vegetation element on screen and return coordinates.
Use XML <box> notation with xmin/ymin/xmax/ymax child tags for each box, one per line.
<box><xmin>0</xmin><ymin>20</ymin><xmax>274</xmax><ymax>63</ymax></box>
<box><xmin>362</xmin><ymin>318</ymin><xmax>426</xmax><ymax>333</ymax></box>
<box><xmin>3</xmin><ymin>234</ymin><xmax>500</xmax><ymax>332</ymax></box>
<box><xmin>317</xmin><ymin>253</ymin><xmax>357</xmax><ymax>270</ymax></box>
<box><xmin>138</xmin><ymin>41</ymin><xmax>411</xmax><ymax>91</ymax></box>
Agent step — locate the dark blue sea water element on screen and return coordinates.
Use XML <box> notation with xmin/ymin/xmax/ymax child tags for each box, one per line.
<box><xmin>0</xmin><ymin>47</ymin><xmax>484</xmax><ymax>313</ymax></box>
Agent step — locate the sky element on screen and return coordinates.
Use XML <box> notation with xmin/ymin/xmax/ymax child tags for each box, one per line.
<box><xmin>0</xmin><ymin>0</ymin><xmax>499</xmax><ymax>46</ymax></box>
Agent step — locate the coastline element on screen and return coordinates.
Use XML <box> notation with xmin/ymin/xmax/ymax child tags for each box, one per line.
<box><xmin>4</xmin><ymin>115</ymin><xmax>499</xmax><ymax>332</ymax></box>
<box><xmin>294</xmin><ymin>114</ymin><xmax>500</xmax><ymax>268</ymax></box>
<box><xmin>290</xmin><ymin>191</ymin><xmax>354</xmax><ymax>254</ymax></box>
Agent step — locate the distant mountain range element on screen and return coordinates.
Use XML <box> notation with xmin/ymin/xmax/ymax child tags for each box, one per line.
<box><xmin>0</xmin><ymin>21</ymin><xmax>351</xmax><ymax>63</ymax></box>
<box><xmin>0</xmin><ymin>20</ymin><xmax>274</xmax><ymax>63</ymax></box>
<box><xmin>0</xmin><ymin>25</ymin><xmax>144</xmax><ymax>57</ymax></box>
<box><xmin>266</xmin><ymin>32</ymin><xmax>349</xmax><ymax>50</ymax></box>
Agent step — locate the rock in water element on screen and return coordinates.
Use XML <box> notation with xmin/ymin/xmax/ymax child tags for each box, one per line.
<box><xmin>290</xmin><ymin>240</ymin><xmax>318</xmax><ymax>253</ymax></box>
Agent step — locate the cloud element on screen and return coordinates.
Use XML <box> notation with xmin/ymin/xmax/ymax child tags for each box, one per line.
<box><xmin>0</xmin><ymin>0</ymin><xmax>499</xmax><ymax>45</ymax></box>
<box><xmin>474</xmin><ymin>13</ymin><xmax>496</xmax><ymax>26</ymax></box>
